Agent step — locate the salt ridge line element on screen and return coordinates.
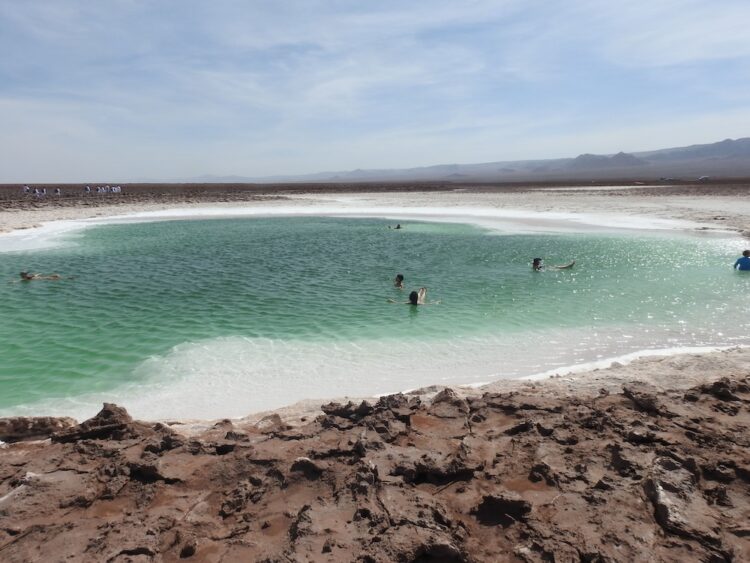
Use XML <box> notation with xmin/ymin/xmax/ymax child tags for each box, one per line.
<box><xmin>0</xmin><ymin>204</ymin><xmax>720</xmax><ymax>253</ymax></box>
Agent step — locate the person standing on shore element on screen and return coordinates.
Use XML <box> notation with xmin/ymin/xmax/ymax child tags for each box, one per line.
<box><xmin>734</xmin><ymin>250</ymin><xmax>750</xmax><ymax>271</ymax></box>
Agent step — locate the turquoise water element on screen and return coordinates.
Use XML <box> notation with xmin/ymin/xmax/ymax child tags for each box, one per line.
<box><xmin>0</xmin><ymin>217</ymin><xmax>748</xmax><ymax>419</ymax></box>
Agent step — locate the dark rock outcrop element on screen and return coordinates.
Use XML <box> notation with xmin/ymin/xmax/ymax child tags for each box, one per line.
<box><xmin>52</xmin><ymin>403</ymin><xmax>148</xmax><ymax>443</ymax></box>
<box><xmin>0</xmin><ymin>416</ymin><xmax>77</xmax><ymax>442</ymax></box>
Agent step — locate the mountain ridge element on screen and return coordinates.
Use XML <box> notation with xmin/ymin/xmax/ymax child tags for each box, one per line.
<box><xmin>184</xmin><ymin>137</ymin><xmax>750</xmax><ymax>183</ymax></box>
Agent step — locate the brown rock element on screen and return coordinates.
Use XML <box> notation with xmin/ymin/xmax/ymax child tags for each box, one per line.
<box><xmin>2</xmin><ymin>372</ymin><xmax>749</xmax><ymax>562</ymax></box>
<box><xmin>429</xmin><ymin>388</ymin><xmax>470</xmax><ymax>417</ymax></box>
<box><xmin>0</xmin><ymin>416</ymin><xmax>77</xmax><ymax>442</ymax></box>
<box><xmin>471</xmin><ymin>493</ymin><xmax>531</xmax><ymax>527</ymax></box>
<box><xmin>51</xmin><ymin>403</ymin><xmax>144</xmax><ymax>443</ymax></box>
<box><xmin>289</xmin><ymin>457</ymin><xmax>326</xmax><ymax>480</ymax></box>
<box><xmin>644</xmin><ymin>456</ymin><xmax>722</xmax><ymax>548</ymax></box>
<box><xmin>253</xmin><ymin>413</ymin><xmax>291</xmax><ymax>433</ymax></box>
<box><xmin>700</xmin><ymin>377</ymin><xmax>744</xmax><ymax>402</ymax></box>
<box><xmin>320</xmin><ymin>400</ymin><xmax>374</xmax><ymax>420</ymax></box>
<box><xmin>622</xmin><ymin>382</ymin><xmax>666</xmax><ymax>415</ymax></box>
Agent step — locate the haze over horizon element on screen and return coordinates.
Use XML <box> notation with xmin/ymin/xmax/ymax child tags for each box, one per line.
<box><xmin>1</xmin><ymin>1</ymin><xmax>749</xmax><ymax>183</ymax></box>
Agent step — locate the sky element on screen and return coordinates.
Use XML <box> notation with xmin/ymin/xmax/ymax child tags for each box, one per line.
<box><xmin>1</xmin><ymin>0</ymin><xmax>749</xmax><ymax>182</ymax></box>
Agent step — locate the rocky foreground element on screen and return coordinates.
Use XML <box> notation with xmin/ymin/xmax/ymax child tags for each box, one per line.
<box><xmin>1</xmin><ymin>376</ymin><xmax>749</xmax><ymax>562</ymax></box>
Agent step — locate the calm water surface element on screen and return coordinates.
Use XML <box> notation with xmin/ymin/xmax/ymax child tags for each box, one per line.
<box><xmin>0</xmin><ymin>217</ymin><xmax>747</xmax><ymax>418</ymax></box>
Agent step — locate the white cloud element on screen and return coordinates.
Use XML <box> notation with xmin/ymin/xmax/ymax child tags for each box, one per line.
<box><xmin>0</xmin><ymin>1</ymin><xmax>748</xmax><ymax>180</ymax></box>
<box><xmin>566</xmin><ymin>0</ymin><xmax>750</xmax><ymax>67</ymax></box>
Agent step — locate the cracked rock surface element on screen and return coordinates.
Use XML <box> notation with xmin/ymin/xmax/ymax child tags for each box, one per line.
<box><xmin>1</xmin><ymin>376</ymin><xmax>749</xmax><ymax>561</ymax></box>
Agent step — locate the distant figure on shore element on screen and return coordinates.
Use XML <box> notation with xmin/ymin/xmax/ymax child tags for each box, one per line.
<box><xmin>532</xmin><ymin>258</ymin><xmax>576</xmax><ymax>271</ymax></box>
<box><xmin>734</xmin><ymin>250</ymin><xmax>750</xmax><ymax>271</ymax></box>
<box><xmin>394</xmin><ymin>274</ymin><xmax>404</xmax><ymax>289</ymax></box>
<box><xmin>18</xmin><ymin>272</ymin><xmax>64</xmax><ymax>281</ymax></box>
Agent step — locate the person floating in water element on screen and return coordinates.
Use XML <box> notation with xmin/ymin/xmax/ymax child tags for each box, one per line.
<box><xmin>532</xmin><ymin>258</ymin><xmax>575</xmax><ymax>271</ymax></box>
<box><xmin>389</xmin><ymin>287</ymin><xmax>439</xmax><ymax>305</ymax></box>
<box><xmin>388</xmin><ymin>223</ymin><xmax>402</xmax><ymax>230</ymax></box>
<box><xmin>394</xmin><ymin>273</ymin><xmax>405</xmax><ymax>289</ymax></box>
<box><xmin>409</xmin><ymin>287</ymin><xmax>427</xmax><ymax>305</ymax></box>
<box><xmin>18</xmin><ymin>271</ymin><xmax>67</xmax><ymax>281</ymax></box>
<box><xmin>734</xmin><ymin>250</ymin><xmax>750</xmax><ymax>271</ymax></box>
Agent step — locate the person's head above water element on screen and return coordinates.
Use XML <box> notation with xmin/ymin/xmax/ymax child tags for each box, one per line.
<box><xmin>532</xmin><ymin>258</ymin><xmax>542</xmax><ymax>270</ymax></box>
<box><xmin>743</xmin><ymin>250</ymin><xmax>750</xmax><ymax>258</ymax></box>
<box><xmin>408</xmin><ymin>290</ymin><xmax>419</xmax><ymax>305</ymax></box>
<box><xmin>394</xmin><ymin>274</ymin><xmax>404</xmax><ymax>286</ymax></box>
<box><xmin>19</xmin><ymin>272</ymin><xmax>33</xmax><ymax>280</ymax></box>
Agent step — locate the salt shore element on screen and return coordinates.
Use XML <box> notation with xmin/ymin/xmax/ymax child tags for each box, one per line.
<box><xmin>3</xmin><ymin>184</ymin><xmax>750</xmax><ymax>236</ymax></box>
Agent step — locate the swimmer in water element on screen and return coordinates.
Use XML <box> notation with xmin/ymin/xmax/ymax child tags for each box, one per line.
<box><xmin>409</xmin><ymin>288</ymin><xmax>426</xmax><ymax>305</ymax></box>
<box><xmin>733</xmin><ymin>249</ymin><xmax>750</xmax><ymax>271</ymax></box>
<box><xmin>532</xmin><ymin>258</ymin><xmax>575</xmax><ymax>271</ymax></box>
<box><xmin>394</xmin><ymin>273</ymin><xmax>404</xmax><ymax>289</ymax></box>
<box><xmin>389</xmin><ymin>287</ymin><xmax>439</xmax><ymax>305</ymax></box>
<box><xmin>17</xmin><ymin>271</ymin><xmax>67</xmax><ymax>282</ymax></box>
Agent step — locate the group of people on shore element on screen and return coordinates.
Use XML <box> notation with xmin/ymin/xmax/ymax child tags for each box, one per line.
<box><xmin>20</xmin><ymin>185</ymin><xmax>124</xmax><ymax>198</ymax></box>
<box><xmin>22</xmin><ymin>186</ymin><xmax>62</xmax><ymax>198</ymax></box>
<box><xmin>85</xmin><ymin>185</ymin><xmax>123</xmax><ymax>194</ymax></box>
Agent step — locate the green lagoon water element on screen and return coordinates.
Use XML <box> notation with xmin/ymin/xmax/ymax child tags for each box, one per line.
<box><xmin>0</xmin><ymin>216</ymin><xmax>748</xmax><ymax>419</ymax></box>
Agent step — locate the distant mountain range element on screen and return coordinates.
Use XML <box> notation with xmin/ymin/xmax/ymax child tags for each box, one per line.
<box><xmin>185</xmin><ymin>137</ymin><xmax>750</xmax><ymax>183</ymax></box>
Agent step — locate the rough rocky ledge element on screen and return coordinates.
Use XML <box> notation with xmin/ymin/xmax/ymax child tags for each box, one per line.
<box><xmin>1</xmin><ymin>376</ymin><xmax>749</xmax><ymax>562</ymax></box>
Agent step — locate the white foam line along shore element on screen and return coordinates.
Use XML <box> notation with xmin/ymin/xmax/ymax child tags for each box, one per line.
<box><xmin>0</xmin><ymin>202</ymin><xmax>728</xmax><ymax>254</ymax></box>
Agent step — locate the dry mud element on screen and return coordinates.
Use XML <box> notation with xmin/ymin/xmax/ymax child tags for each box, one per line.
<box><xmin>1</xmin><ymin>373</ymin><xmax>749</xmax><ymax>562</ymax></box>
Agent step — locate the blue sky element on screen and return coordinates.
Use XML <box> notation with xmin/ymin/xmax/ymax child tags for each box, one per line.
<box><xmin>1</xmin><ymin>0</ymin><xmax>749</xmax><ymax>181</ymax></box>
